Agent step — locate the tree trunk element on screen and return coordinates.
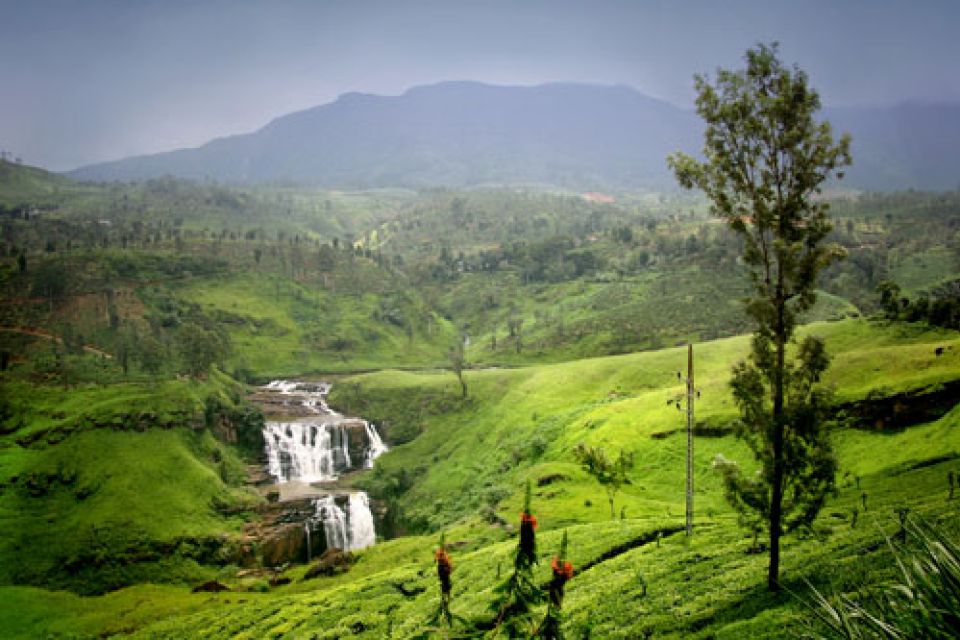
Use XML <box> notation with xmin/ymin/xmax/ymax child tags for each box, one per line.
<box><xmin>769</xmin><ymin>295</ymin><xmax>786</xmax><ymax>591</ymax></box>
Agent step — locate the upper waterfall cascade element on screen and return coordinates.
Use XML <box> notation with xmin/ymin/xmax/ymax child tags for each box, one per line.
<box><xmin>262</xmin><ymin>380</ymin><xmax>388</xmax><ymax>484</ymax></box>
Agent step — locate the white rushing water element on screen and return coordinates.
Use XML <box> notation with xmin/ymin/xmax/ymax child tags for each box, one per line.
<box><xmin>308</xmin><ymin>492</ymin><xmax>376</xmax><ymax>552</ymax></box>
<box><xmin>262</xmin><ymin>380</ymin><xmax>387</xmax><ymax>483</ymax></box>
<box><xmin>261</xmin><ymin>380</ymin><xmax>383</xmax><ymax>554</ymax></box>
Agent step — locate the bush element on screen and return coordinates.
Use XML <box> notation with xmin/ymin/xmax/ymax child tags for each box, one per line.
<box><xmin>803</xmin><ymin>518</ymin><xmax>960</xmax><ymax>638</ymax></box>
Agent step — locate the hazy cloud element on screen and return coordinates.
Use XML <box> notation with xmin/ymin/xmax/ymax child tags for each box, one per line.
<box><xmin>2</xmin><ymin>0</ymin><xmax>958</xmax><ymax>170</ymax></box>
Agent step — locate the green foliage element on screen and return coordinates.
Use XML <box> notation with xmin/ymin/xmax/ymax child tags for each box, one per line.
<box><xmin>573</xmin><ymin>444</ymin><xmax>634</xmax><ymax>519</ymax></box>
<box><xmin>715</xmin><ymin>335</ymin><xmax>837</xmax><ymax>535</ymax></box>
<box><xmin>803</xmin><ymin>518</ymin><xmax>960</xmax><ymax>639</ymax></box>
<box><xmin>177</xmin><ymin>322</ymin><xmax>230</xmax><ymax>377</ymax></box>
<box><xmin>537</xmin><ymin>530</ymin><xmax>572</xmax><ymax>639</ymax></box>
<box><xmin>0</xmin><ymin>375</ymin><xmax>261</xmax><ymax>595</ymax></box>
<box><xmin>669</xmin><ymin>42</ymin><xmax>851</xmax><ymax>591</ymax></box>
<box><xmin>1</xmin><ymin>328</ymin><xmax>959</xmax><ymax>636</ymax></box>
<box><xmin>0</xmin><ymin>145</ymin><xmax>958</xmax><ymax>638</ymax></box>
<box><xmin>878</xmin><ymin>277</ymin><xmax>960</xmax><ymax>330</ymax></box>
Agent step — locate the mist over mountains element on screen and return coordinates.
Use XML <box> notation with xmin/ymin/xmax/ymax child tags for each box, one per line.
<box><xmin>69</xmin><ymin>81</ymin><xmax>960</xmax><ymax>191</ymax></box>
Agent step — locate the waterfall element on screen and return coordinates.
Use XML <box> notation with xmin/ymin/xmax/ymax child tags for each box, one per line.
<box><xmin>264</xmin><ymin>421</ymin><xmax>341</xmax><ymax>482</ymax></box>
<box><xmin>363</xmin><ymin>422</ymin><xmax>388</xmax><ymax>467</ymax></box>
<box><xmin>261</xmin><ymin>380</ymin><xmax>388</xmax><ymax>483</ymax></box>
<box><xmin>314</xmin><ymin>495</ymin><xmax>349</xmax><ymax>551</ymax></box>
<box><xmin>309</xmin><ymin>492</ymin><xmax>376</xmax><ymax>552</ymax></box>
<box><xmin>348</xmin><ymin>492</ymin><xmax>376</xmax><ymax>549</ymax></box>
<box><xmin>304</xmin><ymin>522</ymin><xmax>312</xmax><ymax>562</ymax></box>
<box><xmin>261</xmin><ymin>381</ymin><xmax>382</xmax><ymax>555</ymax></box>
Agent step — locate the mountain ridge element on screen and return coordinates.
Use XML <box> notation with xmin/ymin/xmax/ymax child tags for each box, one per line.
<box><xmin>68</xmin><ymin>81</ymin><xmax>960</xmax><ymax>191</ymax></box>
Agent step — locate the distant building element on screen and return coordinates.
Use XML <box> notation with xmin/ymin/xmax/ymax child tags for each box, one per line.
<box><xmin>581</xmin><ymin>192</ymin><xmax>616</xmax><ymax>204</ymax></box>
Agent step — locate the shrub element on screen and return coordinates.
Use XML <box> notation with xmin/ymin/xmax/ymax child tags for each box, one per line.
<box><xmin>802</xmin><ymin>518</ymin><xmax>960</xmax><ymax>638</ymax></box>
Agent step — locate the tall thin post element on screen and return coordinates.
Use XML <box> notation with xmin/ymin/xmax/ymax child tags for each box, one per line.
<box><xmin>686</xmin><ymin>343</ymin><xmax>694</xmax><ymax>537</ymax></box>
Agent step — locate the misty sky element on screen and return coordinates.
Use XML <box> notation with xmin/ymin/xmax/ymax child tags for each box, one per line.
<box><xmin>2</xmin><ymin>0</ymin><xmax>959</xmax><ymax>171</ymax></box>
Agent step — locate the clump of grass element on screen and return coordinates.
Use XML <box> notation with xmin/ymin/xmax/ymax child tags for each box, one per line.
<box><xmin>802</xmin><ymin>518</ymin><xmax>960</xmax><ymax>638</ymax></box>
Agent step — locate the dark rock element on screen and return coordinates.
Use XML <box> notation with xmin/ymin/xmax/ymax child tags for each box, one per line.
<box><xmin>339</xmin><ymin>419</ymin><xmax>371</xmax><ymax>467</ymax></box>
<box><xmin>837</xmin><ymin>379</ymin><xmax>960</xmax><ymax>431</ymax></box>
<box><xmin>537</xmin><ymin>473</ymin><xmax>569</xmax><ymax>487</ymax></box>
<box><xmin>390</xmin><ymin>581</ymin><xmax>426</xmax><ymax>598</ymax></box>
<box><xmin>192</xmin><ymin>580</ymin><xmax>230</xmax><ymax>593</ymax></box>
<box><xmin>259</xmin><ymin>523</ymin><xmax>307</xmax><ymax>567</ymax></box>
<box><xmin>303</xmin><ymin>548</ymin><xmax>354</xmax><ymax>580</ymax></box>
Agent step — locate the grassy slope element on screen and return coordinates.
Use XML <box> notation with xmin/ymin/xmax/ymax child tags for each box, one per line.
<box><xmin>344</xmin><ymin>319</ymin><xmax>959</xmax><ymax>529</ymax></box>
<box><xmin>0</xmin><ymin>371</ymin><xmax>259</xmax><ymax>594</ymax></box>
<box><xmin>450</xmin><ymin>270</ymin><xmax>857</xmax><ymax>366</ymax></box>
<box><xmin>5</xmin><ymin>414</ymin><xmax>958</xmax><ymax>638</ymax></box>
<box><xmin>0</xmin><ymin>160</ymin><xmax>96</xmax><ymax>206</ymax></box>
<box><xmin>4</xmin><ymin>319</ymin><xmax>956</xmax><ymax>637</ymax></box>
<box><xmin>172</xmin><ymin>270</ymin><xmax>457</xmax><ymax>376</ymax></box>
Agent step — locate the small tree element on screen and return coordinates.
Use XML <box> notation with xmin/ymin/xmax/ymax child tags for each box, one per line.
<box><xmin>877</xmin><ymin>280</ymin><xmax>904</xmax><ymax>319</ymax></box>
<box><xmin>448</xmin><ymin>336</ymin><xmax>468</xmax><ymax>398</ymax></box>
<box><xmin>668</xmin><ymin>43</ymin><xmax>850</xmax><ymax>591</ymax></box>
<box><xmin>177</xmin><ymin>323</ymin><xmax>228</xmax><ymax>378</ymax></box>
<box><xmin>136</xmin><ymin>333</ymin><xmax>166</xmax><ymax>380</ymax></box>
<box><xmin>574</xmin><ymin>444</ymin><xmax>633</xmax><ymax>520</ymax></box>
<box><xmin>114</xmin><ymin>324</ymin><xmax>136</xmax><ymax>376</ymax></box>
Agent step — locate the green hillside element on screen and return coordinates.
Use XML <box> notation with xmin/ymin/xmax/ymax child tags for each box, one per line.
<box><xmin>1</xmin><ymin>163</ymin><xmax>960</xmax><ymax>637</ymax></box>
<box><xmin>1</xmin><ymin>320</ymin><xmax>958</xmax><ymax>637</ymax></box>
<box><xmin>0</xmin><ymin>371</ymin><xmax>262</xmax><ymax>595</ymax></box>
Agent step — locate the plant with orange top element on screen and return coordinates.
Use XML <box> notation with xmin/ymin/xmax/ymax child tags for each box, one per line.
<box><xmin>424</xmin><ymin>532</ymin><xmax>466</xmax><ymax>636</ymax></box>
<box><xmin>435</xmin><ymin>533</ymin><xmax>453</xmax><ymax>625</ymax></box>
<box><xmin>537</xmin><ymin>530</ymin><xmax>574</xmax><ymax>639</ymax></box>
<box><xmin>491</xmin><ymin>481</ymin><xmax>545</xmax><ymax>636</ymax></box>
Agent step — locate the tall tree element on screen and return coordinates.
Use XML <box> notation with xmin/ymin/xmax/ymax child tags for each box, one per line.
<box><xmin>448</xmin><ymin>335</ymin><xmax>468</xmax><ymax>399</ymax></box>
<box><xmin>667</xmin><ymin>43</ymin><xmax>850</xmax><ymax>591</ymax></box>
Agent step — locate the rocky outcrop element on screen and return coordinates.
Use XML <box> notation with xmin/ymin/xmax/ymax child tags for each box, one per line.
<box><xmin>244</xmin><ymin>498</ymin><xmax>315</xmax><ymax>566</ymax></box>
<box><xmin>836</xmin><ymin>379</ymin><xmax>960</xmax><ymax>430</ymax></box>
<box><xmin>259</xmin><ymin>523</ymin><xmax>309</xmax><ymax>567</ymax></box>
<box><xmin>192</xmin><ymin>580</ymin><xmax>230</xmax><ymax>593</ymax></box>
<box><xmin>303</xmin><ymin>548</ymin><xmax>354</xmax><ymax>580</ymax></box>
<box><xmin>242</xmin><ymin>492</ymin><xmax>380</xmax><ymax>567</ymax></box>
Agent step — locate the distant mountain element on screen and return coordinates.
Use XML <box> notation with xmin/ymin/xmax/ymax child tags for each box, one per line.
<box><xmin>68</xmin><ymin>82</ymin><xmax>960</xmax><ymax>191</ymax></box>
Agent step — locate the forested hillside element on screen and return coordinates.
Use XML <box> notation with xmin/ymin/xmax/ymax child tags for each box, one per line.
<box><xmin>1</xmin><ymin>158</ymin><xmax>959</xmax><ymax>638</ymax></box>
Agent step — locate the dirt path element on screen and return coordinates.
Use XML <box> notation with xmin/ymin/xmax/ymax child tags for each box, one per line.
<box><xmin>0</xmin><ymin>325</ymin><xmax>113</xmax><ymax>358</ymax></box>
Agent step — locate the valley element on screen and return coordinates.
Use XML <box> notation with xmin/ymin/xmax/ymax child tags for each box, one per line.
<box><xmin>1</xmin><ymin>153</ymin><xmax>958</xmax><ymax>637</ymax></box>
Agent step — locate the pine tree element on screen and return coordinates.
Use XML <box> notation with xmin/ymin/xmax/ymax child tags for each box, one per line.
<box><xmin>668</xmin><ymin>43</ymin><xmax>850</xmax><ymax>591</ymax></box>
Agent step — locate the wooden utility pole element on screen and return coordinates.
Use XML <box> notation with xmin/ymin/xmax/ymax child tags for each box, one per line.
<box><xmin>685</xmin><ymin>343</ymin><xmax>694</xmax><ymax>536</ymax></box>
